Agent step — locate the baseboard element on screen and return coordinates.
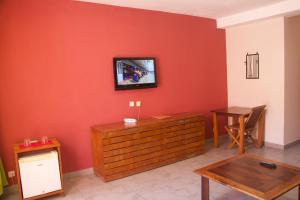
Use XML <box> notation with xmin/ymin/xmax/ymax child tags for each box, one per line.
<box><xmin>265</xmin><ymin>142</ymin><xmax>285</xmax><ymax>150</ymax></box>
<box><xmin>284</xmin><ymin>139</ymin><xmax>300</xmax><ymax>149</ymax></box>
<box><xmin>6</xmin><ymin>136</ymin><xmax>296</xmax><ymax>195</ymax></box>
<box><xmin>4</xmin><ymin>136</ymin><xmax>222</xmax><ymax>194</ymax></box>
<box><xmin>205</xmin><ymin>134</ymin><xmax>228</xmax><ymax>144</ymax></box>
<box><xmin>265</xmin><ymin>139</ymin><xmax>300</xmax><ymax>150</ymax></box>
<box><xmin>4</xmin><ymin>184</ymin><xmax>18</xmax><ymax>194</ymax></box>
<box><xmin>3</xmin><ymin>167</ymin><xmax>94</xmax><ymax>195</ymax></box>
<box><xmin>64</xmin><ymin>167</ymin><xmax>93</xmax><ymax>180</ymax></box>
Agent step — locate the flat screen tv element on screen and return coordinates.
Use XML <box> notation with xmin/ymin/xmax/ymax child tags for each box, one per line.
<box><xmin>113</xmin><ymin>57</ymin><xmax>157</xmax><ymax>90</ymax></box>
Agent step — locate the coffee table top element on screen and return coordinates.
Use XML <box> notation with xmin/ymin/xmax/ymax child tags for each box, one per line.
<box><xmin>195</xmin><ymin>154</ymin><xmax>300</xmax><ymax>200</ymax></box>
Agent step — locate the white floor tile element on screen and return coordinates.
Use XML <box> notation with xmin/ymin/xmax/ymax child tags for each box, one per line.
<box><xmin>2</xmin><ymin>141</ymin><xmax>299</xmax><ymax>200</ymax></box>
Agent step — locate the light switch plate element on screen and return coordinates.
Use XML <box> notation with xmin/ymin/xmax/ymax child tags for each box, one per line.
<box><xmin>129</xmin><ymin>101</ymin><xmax>135</xmax><ymax>107</ymax></box>
<box><xmin>136</xmin><ymin>101</ymin><xmax>141</xmax><ymax>107</ymax></box>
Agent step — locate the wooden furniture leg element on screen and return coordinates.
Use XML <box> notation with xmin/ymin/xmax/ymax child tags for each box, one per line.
<box><xmin>201</xmin><ymin>176</ymin><xmax>209</xmax><ymax>200</ymax></box>
<box><xmin>239</xmin><ymin>116</ymin><xmax>245</xmax><ymax>154</ymax></box>
<box><xmin>213</xmin><ymin>112</ymin><xmax>219</xmax><ymax>148</ymax></box>
<box><xmin>14</xmin><ymin>151</ymin><xmax>22</xmax><ymax>200</ymax></box>
<box><xmin>225</xmin><ymin>127</ymin><xmax>240</xmax><ymax>148</ymax></box>
<box><xmin>228</xmin><ymin>117</ymin><xmax>239</xmax><ymax>148</ymax></box>
<box><xmin>257</xmin><ymin>110</ymin><xmax>266</xmax><ymax>148</ymax></box>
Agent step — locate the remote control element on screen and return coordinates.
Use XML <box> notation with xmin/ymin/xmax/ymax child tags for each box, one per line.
<box><xmin>259</xmin><ymin>161</ymin><xmax>277</xmax><ymax>169</ymax></box>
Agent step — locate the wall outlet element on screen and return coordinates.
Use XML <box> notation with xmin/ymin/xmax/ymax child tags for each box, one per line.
<box><xmin>129</xmin><ymin>101</ymin><xmax>135</xmax><ymax>107</ymax></box>
<box><xmin>8</xmin><ymin>170</ymin><xmax>15</xmax><ymax>178</ymax></box>
<box><xmin>136</xmin><ymin>101</ymin><xmax>141</xmax><ymax>107</ymax></box>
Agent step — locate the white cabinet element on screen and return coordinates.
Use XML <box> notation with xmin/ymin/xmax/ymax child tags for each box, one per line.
<box><xmin>18</xmin><ymin>151</ymin><xmax>62</xmax><ymax>198</ymax></box>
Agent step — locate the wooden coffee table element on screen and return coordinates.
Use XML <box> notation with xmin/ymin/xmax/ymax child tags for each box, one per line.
<box><xmin>195</xmin><ymin>154</ymin><xmax>300</xmax><ymax>200</ymax></box>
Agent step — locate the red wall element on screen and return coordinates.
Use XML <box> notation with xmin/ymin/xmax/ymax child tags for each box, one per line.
<box><xmin>0</xmin><ymin>0</ymin><xmax>227</xmax><ymax>174</ymax></box>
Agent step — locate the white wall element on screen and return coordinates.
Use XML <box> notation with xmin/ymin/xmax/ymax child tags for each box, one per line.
<box><xmin>284</xmin><ymin>15</ymin><xmax>300</xmax><ymax>145</ymax></box>
<box><xmin>226</xmin><ymin>17</ymin><xmax>285</xmax><ymax>145</ymax></box>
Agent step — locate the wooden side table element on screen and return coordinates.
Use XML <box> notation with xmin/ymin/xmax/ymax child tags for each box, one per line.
<box><xmin>14</xmin><ymin>138</ymin><xmax>64</xmax><ymax>200</ymax></box>
<box><xmin>211</xmin><ymin>106</ymin><xmax>266</xmax><ymax>154</ymax></box>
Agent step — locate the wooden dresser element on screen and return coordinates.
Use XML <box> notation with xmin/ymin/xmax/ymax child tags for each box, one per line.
<box><xmin>91</xmin><ymin>113</ymin><xmax>205</xmax><ymax>181</ymax></box>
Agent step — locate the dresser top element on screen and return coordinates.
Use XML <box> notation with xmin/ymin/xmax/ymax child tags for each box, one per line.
<box><xmin>91</xmin><ymin>112</ymin><xmax>204</xmax><ymax>132</ymax></box>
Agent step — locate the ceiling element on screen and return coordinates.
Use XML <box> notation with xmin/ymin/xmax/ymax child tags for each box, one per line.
<box><xmin>77</xmin><ymin>0</ymin><xmax>300</xmax><ymax>28</ymax></box>
<box><xmin>77</xmin><ymin>0</ymin><xmax>285</xmax><ymax>19</ymax></box>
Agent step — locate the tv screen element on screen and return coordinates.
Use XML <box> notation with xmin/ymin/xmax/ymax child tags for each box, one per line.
<box><xmin>113</xmin><ymin>57</ymin><xmax>157</xmax><ymax>90</ymax></box>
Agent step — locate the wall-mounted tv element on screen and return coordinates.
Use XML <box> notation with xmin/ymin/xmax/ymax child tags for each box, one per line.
<box><xmin>113</xmin><ymin>57</ymin><xmax>157</xmax><ymax>90</ymax></box>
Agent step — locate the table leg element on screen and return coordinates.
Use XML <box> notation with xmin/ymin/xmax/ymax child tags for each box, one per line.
<box><xmin>228</xmin><ymin>117</ymin><xmax>239</xmax><ymax>148</ymax></box>
<box><xmin>239</xmin><ymin>116</ymin><xmax>245</xmax><ymax>154</ymax></box>
<box><xmin>213</xmin><ymin>112</ymin><xmax>219</xmax><ymax>148</ymax></box>
<box><xmin>202</xmin><ymin>176</ymin><xmax>209</xmax><ymax>200</ymax></box>
<box><xmin>232</xmin><ymin>117</ymin><xmax>239</xmax><ymax>136</ymax></box>
<box><xmin>257</xmin><ymin>110</ymin><xmax>266</xmax><ymax>148</ymax></box>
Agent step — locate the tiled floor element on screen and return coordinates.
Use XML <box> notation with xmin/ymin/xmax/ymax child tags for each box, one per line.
<box><xmin>2</xmin><ymin>140</ymin><xmax>300</xmax><ymax>200</ymax></box>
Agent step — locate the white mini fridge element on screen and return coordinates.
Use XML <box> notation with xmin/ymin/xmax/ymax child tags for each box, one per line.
<box><xmin>18</xmin><ymin>150</ymin><xmax>62</xmax><ymax>198</ymax></box>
